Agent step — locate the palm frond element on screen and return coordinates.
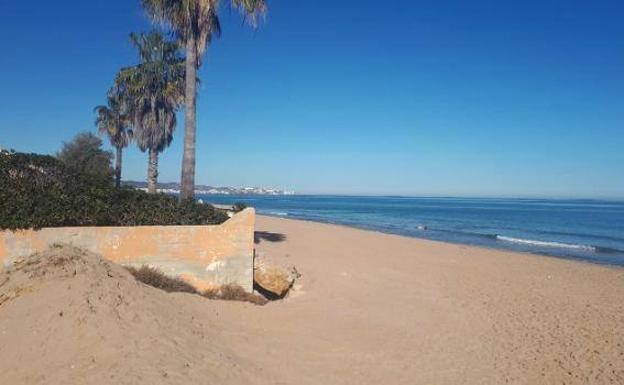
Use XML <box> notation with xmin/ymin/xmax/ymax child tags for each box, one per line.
<box><xmin>113</xmin><ymin>31</ymin><xmax>185</xmax><ymax>154</ymax></box>
<box><xmin>141</xmin><ymin>0</ymin><xmax>265</xmax><ymax>65</ymax></box>
<box><xmin>231</xmin><ymin>0</ymin><xmax>267</xmax><ymax>27</ymax></box>
<box><xmin>94</xmin><ymin>94</ymin><xmax>131</xmax><ymax>149</ymax></box>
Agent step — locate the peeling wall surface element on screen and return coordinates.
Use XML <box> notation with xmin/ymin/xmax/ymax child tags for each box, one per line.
<box><xmin>0</xmin><ymin>208</ymin><xmax>255</xmax><ymax>292</ymax></box>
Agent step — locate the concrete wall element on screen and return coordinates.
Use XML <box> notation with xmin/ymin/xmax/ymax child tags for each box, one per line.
<box><xmin>0</xmin><ymin>208</ymin><xmax>255</xmax><ymax>292</ymax></box>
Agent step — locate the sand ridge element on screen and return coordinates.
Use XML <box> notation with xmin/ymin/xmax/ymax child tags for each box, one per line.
<box><xmin>0</xmin><ymin>246</ymin><xmax>265</xmax><ymax>385</ymax></box>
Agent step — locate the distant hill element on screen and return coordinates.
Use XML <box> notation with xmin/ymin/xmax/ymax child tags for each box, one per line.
<box><xmin>123</xmin><ymin>181</ymin><xmax>294</xmax><ymax>196</ymax></box>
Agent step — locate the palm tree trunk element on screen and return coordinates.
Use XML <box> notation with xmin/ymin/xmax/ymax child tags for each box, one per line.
<box><xmin>115</xmin><ymin>147</ymin><xmax>122</xmax><ymax>188</ymax></box>
<box><xmin>180</xmin><ymin>37</ymin><xmax>197</xmax><ymax>201</ymax></box>
<box><xmin>147</xmin><ymin>148</ymin><xmax>159</xmax><ymax>194</ymax></box>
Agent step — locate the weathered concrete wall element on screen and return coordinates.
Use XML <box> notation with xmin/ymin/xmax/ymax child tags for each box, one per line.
<box><xmin>0</xmin><ymin>208</ymin><xmax>255</xmax><ymax>292</ymax></box>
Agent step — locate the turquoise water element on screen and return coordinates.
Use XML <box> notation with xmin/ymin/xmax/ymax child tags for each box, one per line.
<box><xmin>199</xmin><ymin>195</ymin><xmax>624</xmax><ymax>266</ymax></box>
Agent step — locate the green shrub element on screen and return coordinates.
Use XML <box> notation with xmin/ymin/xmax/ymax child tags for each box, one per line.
<box><xmin>105</xmin><ymin>188</ymin><xmax>229</xmax><ymax>226</ymax></box>
<box><xmin>0</xmin><ymin>151</ymin><xmax>228</xmax><ymax>230</ymax></box>
<box><xmin>56</xmin><ymin>132</ymin><xmax>114</xmax><ymax>187</ymax></box>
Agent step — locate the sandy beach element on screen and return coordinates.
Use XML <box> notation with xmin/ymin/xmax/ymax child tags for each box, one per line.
<box><xmin>245</xmin><ymin>215</ymin><xmax>624</xmax><ymax>384</ymax></box>
<box><xmin>3</xmin><ymin>1</ymin><xmax>621</xmax><ymax>383</ymax></box>
<box><xmin>1</xmin><ymin>215</ymin><xmax>623</xmax><ymax>384</ymax></box>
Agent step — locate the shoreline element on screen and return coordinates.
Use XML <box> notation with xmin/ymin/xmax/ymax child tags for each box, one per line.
<box><xmin>257</xmin><ymin>214</ymin><xmax>624</xmax><ymax>270</ymax></box>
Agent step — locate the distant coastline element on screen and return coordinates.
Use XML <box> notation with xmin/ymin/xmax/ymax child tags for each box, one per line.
<box><xmin>123</xmin><ymin>180</ymin><xmax>295</xmax><ymax>196</ymax></box>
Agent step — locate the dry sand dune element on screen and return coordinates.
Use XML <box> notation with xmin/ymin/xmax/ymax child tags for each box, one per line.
<box><xmin>0</xmin><ymin>246</ymin><xmax>265</xmax><ymax>385</ymax></box>
<box><xmin>1</xmin><ymin>216</ymin><xmax>623</xmax><ymax>384</ymax></box>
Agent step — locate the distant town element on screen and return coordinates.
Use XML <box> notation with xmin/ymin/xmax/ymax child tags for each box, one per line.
<box><xmin>124</xmin><ymin>181</ymin><xmax>295</xmax><ymax>196</ymax></box>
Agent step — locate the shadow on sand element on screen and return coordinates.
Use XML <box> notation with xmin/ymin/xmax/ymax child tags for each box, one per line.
<box><xmin>254</xmin><ymin>231</ymin><xmax>287</xmax><ymax>244</ymax></box>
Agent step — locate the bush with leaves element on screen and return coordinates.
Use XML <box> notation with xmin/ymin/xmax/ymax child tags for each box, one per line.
<box><xmin>57</xmin><ymin>132</ymin><xmax>114</xmax><ymax>187</ymax></box>
<box><xmin>0</xmin><ymin>151</ymin><xmax>228</xmax><ymax>230</ymax></box>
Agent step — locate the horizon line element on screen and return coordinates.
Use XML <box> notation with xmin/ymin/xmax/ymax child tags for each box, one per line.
<box><xmin>132</xmin><ymin>181</ymin><xmax>623</xmax><ymax>202</ymax></box>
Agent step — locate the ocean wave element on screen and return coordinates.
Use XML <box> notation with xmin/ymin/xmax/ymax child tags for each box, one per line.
<box><xmin>417</xmin><ymin>229</ymin><xmax>624</xmax><ymax>256</ymax></box>
<box><xmin>496</xmin><ymin>236</ymin><xmax>596</xmax><ymax>251</ymax></box>
<box><xmin>266</xmin><ymin>211</ymin><xmax>289</xmax><ymax>217</ymax></box>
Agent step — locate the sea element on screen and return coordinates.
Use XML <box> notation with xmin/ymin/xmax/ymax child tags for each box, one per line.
<box><xmin>198</xmin><ymin>195</ymin><xmax>624</xmax><ymax>266</ymax></box>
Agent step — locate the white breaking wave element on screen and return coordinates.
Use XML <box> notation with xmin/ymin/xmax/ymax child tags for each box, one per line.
<box><xmin>268</xmin><ymin>211</ymin><xmax>289</xmax><ymax>217</ymax></box>
<box><xmin>496</xmin><ymin>235</ymin><xmax>596</xmax><ymax>252</ymax></box>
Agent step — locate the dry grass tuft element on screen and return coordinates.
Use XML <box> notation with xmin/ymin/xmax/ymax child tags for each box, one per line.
<box><xmin>125</xmin><ymin>266</ymin><xmax>198</xmax><ymax>294</ymax></box>
<box><xmin>126</xmin><ymin>266</ymin><xmax>268</xmax><ymax>305</ymax></box>
<box><xmin>203</xmin><ymin>285</ymin><xmax>268</xmax><ymax>306</ymax></box>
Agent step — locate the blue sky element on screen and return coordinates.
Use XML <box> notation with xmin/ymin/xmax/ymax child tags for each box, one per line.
<box><xmin>1</xmin><ymin>1</ymin><xmax>623</xmax><ymax>198</ymax></box>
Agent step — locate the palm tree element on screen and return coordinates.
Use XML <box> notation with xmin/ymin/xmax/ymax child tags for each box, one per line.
<box><xmin>94</xmin><ymin>95</ymin><xmax>131</xmax><ymax>188</ymax></box>
<box><xmin>141</xmin><ymin>0</ymin><xmax>267</xmax><ymax>199</ymax></box>
<box><xmin>114</xmin><ymin>31</ymin><xmax>186</xmax><ymax>193</ymax></box>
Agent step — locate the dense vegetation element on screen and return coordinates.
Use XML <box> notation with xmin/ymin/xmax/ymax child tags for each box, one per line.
<box><xmin>0</xmin><ymin>150</ymin><xmax>228</xmax><ymax>231</ymax></box>
<box><xmin>56</xmin><ymin>132</ymin><xmax>115</xmax><ymax>188</ymax></box>
<box><xmin>1</xmin><ymin>2</ymin><xmax>274</xmax><ymax>230</ymax></box>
